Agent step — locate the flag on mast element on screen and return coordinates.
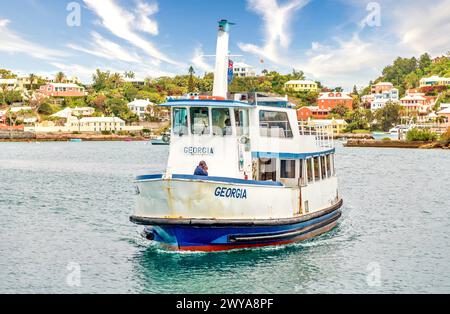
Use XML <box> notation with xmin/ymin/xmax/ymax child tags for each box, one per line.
<box><xmin>227</xmin><ymin>59</ymin><xmax>234</xmax><ymax>85</ymax></box>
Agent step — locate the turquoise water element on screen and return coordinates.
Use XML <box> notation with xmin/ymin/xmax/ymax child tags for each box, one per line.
<box><xmin>0</xmin><ymin>141</ymin><xmax>450</xmax><ymax>293</ymax></box>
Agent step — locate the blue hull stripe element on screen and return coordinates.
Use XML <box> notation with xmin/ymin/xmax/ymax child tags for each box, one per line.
<box><xmin>145</xmin><ymin>209</ymin><xmax>341</xmax><ymax>249</ymax></box>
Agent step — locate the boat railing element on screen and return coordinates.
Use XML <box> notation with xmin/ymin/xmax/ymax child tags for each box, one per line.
<box><xmin>299</xmin><ymin>122</ymin><xmax>334</xmax><ymax>149</ymax></box>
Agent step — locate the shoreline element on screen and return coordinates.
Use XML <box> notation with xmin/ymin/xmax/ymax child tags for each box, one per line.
<box><xmin>344</xmin><ymin>139</ymin><xmax>450</xmax><ymax>149</ymax></box>
<box><xmin>0</xmin><ymin>132</ymin><xmax>149</xmax><ymax>142</ymax></box>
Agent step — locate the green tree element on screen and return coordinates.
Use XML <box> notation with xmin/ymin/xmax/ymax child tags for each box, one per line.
<box><xmin>330</xmin><ymin>103</ymin><xmax>349</xmax><ymax>117</ymax></box>
<box><xmin>55</xmin><ymin>72</ymin><xmax>66</xmax><ymax>83</ymax></box>
<box><xmin>38</xmin><ymin>103</ymin><xmax>53</xmax><ymax>115</ymax></box>
<box><xmin>374</xmin><ymin>102</ymin><xmax>401</xmax><ymax>131</ymax></box>
<box><xmin>124</xmin><ymin>71</ymin><xmax>135</xmax><ymax>79</ymax></box>
<box><xmin>28</xmin><ymin>74</ymin><xmax>37</xmax><ymax>90</ymax></box>
<box><xmin>188</xmin><ymin>66</ymin><xmax>196</xmax><ymax>93</ymax></box>
<box><xmin>0</xmin><ymin>69</ymin><xmax>17</xmax><ymax>79</ymax></box>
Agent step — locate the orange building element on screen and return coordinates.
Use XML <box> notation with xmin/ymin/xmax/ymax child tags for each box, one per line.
<box><xmin>297</xmin><ymin>106</ymin><xmax>330</xmax><ymax>121</ymax></box>
<box><xmin>317</xmin><ymin>92</ymin><xmax>353</xmax><ymax>110</ymax></box>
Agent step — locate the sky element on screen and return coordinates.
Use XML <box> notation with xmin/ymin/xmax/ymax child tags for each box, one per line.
<box><xmin>0</xmin><ymin>0</ymin><xmax>449</xmax><ymax>90</ymax></box>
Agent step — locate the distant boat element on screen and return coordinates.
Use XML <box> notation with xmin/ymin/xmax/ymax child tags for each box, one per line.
<box><xmin>150</xmin><ymin>133</ymin><xmax>170</xmax><ymax>146</ymax></box>
<box><xmin>69</xmin><ymin>139</ymin><xmax>82</xmax><ymax>143</ymax></box>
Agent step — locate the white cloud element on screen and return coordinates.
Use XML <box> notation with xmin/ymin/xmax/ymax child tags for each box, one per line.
<box><xmin>83</xmin><ymin>0</ymin><xmax>180</xmax><ymax>66</ymax></box>
<box><xmin>390</xmin><ymin>0</ymin><xmax>450</xmax><ymax>55</ymax></box>
<box><xmin>67</xmin><ymin>32</ymin><xmax>142</xmax><ymax>63</ymax></box>
<box><xmin>0</xmin><ymin>19</ymin><xmax>65</xmax><ymax>60</ymax></box>
<box><xmin>238</xmin><ymin>0</ymin><xmax>310</xmax><ymax>64</ymax></box>
<box><xmin>302</xmin><ymin>34</ymin><xmax>391</xmax><ymax>88</ymax></box>
<box><xmin>135</xmin><ymin>0</ymin><xmax>159</xmax><ymax>36</ymax></box>
<box><xmin>191</xmin><ymin>46</ymin><xmax>213</xmax><ymax>73</ymax></box>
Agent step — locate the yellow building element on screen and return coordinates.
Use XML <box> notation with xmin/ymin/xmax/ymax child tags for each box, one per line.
<box><xmin>419</xmin><ymin>76</ymin><xmax>450</xmax><ymax>88</ymax></box>
<box><xmin>284</xmin><ymin>80</ymin><xmax>318</xmax><ymax>92</ymax></box>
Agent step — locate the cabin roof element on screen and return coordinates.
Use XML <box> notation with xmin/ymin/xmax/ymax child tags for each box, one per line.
<box><xmin>160</xmin><ymin>99</ymin><xmax>255</xmax><ymax>108</ymax></box>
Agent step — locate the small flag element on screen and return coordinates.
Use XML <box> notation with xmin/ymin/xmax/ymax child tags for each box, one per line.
<box><xmin>228</xmin><ymin>59</ymin><xmax>234</xmax><ymax>85</ymax></box>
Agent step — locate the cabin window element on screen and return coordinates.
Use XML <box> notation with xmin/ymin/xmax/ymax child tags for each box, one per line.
<box><xmin>299</xmin><ymin>160</ymin><xmax>306</xmax><ymax>185</ymax></box>
<box><xmin>281</xmin><ymin>160</ymin><xmax>296</xmax><ymax>179</ymax></box>
<box><xmin>259</xmin><ymin>158</ymin><xmax>277</xmax><ymax>182</ymax></box>
<box><xmin>313</xmin><ymin>157</ymin><xmax>321</xmax><ymax>181</ymax></box>
<box><xmin>321</xmin><ymin>156</ymin><xmax>327</xmax><ymax>179</ymax></box>
<box><xmin>330</xmin><ymin>154</ymin><xmax>336</xmax><ymax>176</ymax></box>
<box><xmin>326</xmin><ymin>155</ymin><xmax>332</xmax><ymax>178</ymax></box>
<box><xmin>235</xmin><ymin>109</ymin><xmax>250</xmax><ymax>136</ymax></box>
<box><xmin>212</xmin><ymin>108</ymin><xmax>232</xmax><ymax>136</ymax></box>
<box><xmin>307</xmin><ymin>158</ymin><xmax>314</xmax><ymax>183</ymax></box>
<box><xmin>190</xmin><ymin>107</ymin><xmax>210</xmax><ymax>135</ymax></box>
<box><xmin>173</xmin><ymin>107</ymin><xmax>188</xmax><ymax>136</ymax></box>
<box><xmin>259</xmin><ymin>110</ymin><xmax>293</xmax><ymax>138</ymax></box>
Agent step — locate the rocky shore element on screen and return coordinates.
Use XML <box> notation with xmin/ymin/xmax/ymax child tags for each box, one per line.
<box><xmin>344</xmin><ymin>139</ymin><xmax>450</xmax><ymax>149</ymax></box>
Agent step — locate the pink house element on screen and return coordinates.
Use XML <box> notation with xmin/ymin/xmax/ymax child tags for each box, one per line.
<box><xmin>39</xmin><ymin>83</ymin><xmax>86</xmax><ymax>97</ymax></box>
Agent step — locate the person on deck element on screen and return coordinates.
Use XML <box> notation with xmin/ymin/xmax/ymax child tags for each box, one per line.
<box><xmin>194</xmin><ymin>161</ymin><xmax>209</xmax><ymax>176</ymax></box>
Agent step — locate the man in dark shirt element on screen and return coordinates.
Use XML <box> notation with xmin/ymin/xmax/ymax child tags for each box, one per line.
<box><xmin>194</xmin><ymin>161</ymin><xmax>209</xmax><ymax>176</ymax></box>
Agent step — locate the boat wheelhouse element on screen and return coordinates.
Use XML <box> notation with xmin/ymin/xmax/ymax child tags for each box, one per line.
<box><xmin>130</xmin><ymin>20</ymin><xmax>343</xmax><ymax>252</ymax></box>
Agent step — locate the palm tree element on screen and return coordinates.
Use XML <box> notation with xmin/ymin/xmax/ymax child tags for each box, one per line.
<box><xmin>55</xmin><ymin>72</ymin><xmax>66</xmax><ymax>83</ymax></box>
<box><xmin>110</xmin><ymin>73</ymin><xmax>123</xmax><ymax>89</ymax></box>
<box><xmin>28</xmin><ymin>74</ymin><xmax>37</xmax><ymax>90</ymax></box>
<box><xmin>124</xmin><ymin>71</ymin><xmax>135</xmax><ymax>79</ymax></box>
<box><xmin>188</xmin><ymin>66</ymin><xmax>195</xmax><ymax>93</ymax></box>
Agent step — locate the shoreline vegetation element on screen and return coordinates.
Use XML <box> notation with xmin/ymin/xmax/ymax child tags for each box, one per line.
<box><xmin>0</xmin><ymin>131</ymin><xmax>148</xmax><ymax>142</ymax></box>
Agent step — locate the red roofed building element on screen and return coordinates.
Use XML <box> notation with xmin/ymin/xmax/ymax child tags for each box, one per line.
<box><xmin>317</xmin><ymin>92</ymin><xmax>353</xmax><ymax>110</ymax></box>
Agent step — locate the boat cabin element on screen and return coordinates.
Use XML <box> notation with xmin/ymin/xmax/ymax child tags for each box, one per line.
<box><xmin>162</xmin><ymin>94</ymin><xmax>336</xmax><ymax>189</ymax></box>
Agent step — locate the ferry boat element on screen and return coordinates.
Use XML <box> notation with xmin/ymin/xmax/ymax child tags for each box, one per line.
<box><xmin>130</xmin><ymin>20</ymin><xmax>343</xmax><ymax>252</ymax></box>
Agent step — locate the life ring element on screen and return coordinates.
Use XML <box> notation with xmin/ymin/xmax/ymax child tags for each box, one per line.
<box><xmin>162</xmin><ymin>134</ymin><xmax>170</xmax><ymax>143</ymax></box>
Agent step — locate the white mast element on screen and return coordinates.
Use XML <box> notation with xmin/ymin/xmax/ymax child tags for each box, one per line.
<box><xmin>213</xmin><ymin>20</ymin><xmax>233</xmax><ymax>98</ymax></box>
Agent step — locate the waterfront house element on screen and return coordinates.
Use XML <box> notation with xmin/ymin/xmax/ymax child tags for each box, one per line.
<box><xmin>233</xmin><ymin>62</ymin><xmax>256</xmax><ymax>77</ymax></box>
<box><xmin>419</xmin><ymin>76</ymin><xmax>450</xmax><ymax>88</ymax></box>
<box><xmin>400</xmin><ymin>94</ymin><xmax>434</xmax><ymax>122</ymax></box>
<box><xmin>317</xmin><ymin>92</ymin><xmax>353</xmax><ymax>111</ymax></box>
<box><xmin>284</xmin><ymin>80</ymin><xmax>318</xmax><ymax>93</ymax></box>
<box><xmin>127</xmin><ymin>98</ymin><xmax>154</xmax><ymax>120</ymax></box>
<box><xmin>39</xmin><ymin>83</ymin><xmax>86</xmax><ymax>97</ymax></box>
<box><xmin>437</xmin><ymin>108</ymin><xmax>450</xmax><ymax>125</ymax></box>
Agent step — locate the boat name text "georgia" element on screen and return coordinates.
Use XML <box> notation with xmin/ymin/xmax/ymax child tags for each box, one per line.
<box><xmin>184</xmin><ymin>147</ymin><xmax>215</xmax><ymax>156</ymax></box>
<box><xmin>214</xmin><ymin>187</ymin><xmax>247</xmax><ymax>199</ymax></box>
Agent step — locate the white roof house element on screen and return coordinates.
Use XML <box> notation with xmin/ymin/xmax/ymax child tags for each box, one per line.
<box><xmin>52</xmin><ymin>107</ymin><xmax>95</xmax><ymax>119</ymax></box>
<box><xmin>233</xmin><ymin>62</ymin><xmax>256</xmax><ymax>77</ymax></box>
<box><xmin>128</xmin><ymin>98</ymin><xmax>154</xmax><ymax>120</ymax></box>
<box><xmin>52</xmin><ymin>107</ymin><xmax>72</xmax><ymax>119</ymax></box>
